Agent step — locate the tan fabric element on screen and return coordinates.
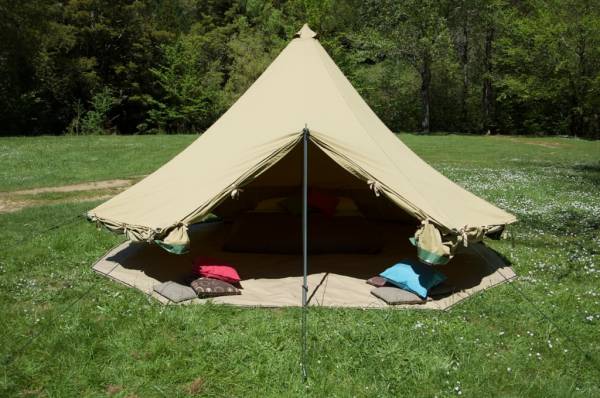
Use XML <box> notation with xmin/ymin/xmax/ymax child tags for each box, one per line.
<box><xmin>413</xmin><ymin>220</ymin><xmax>452</xmax><ymax>264</ymax></box>
<box><xmin>162</xmin><ymin>224</ymin><xmax>190</xmax><ymax>247</ymax></box>
<box><xmin>92</xmin><ymin>222</ymin><xmax>516</xmax><ymax>310</ymax></box>
<box><xmin>87</xmin><ymin>24</ymin><xmax>516</xmax><ymax>247</ymax></box>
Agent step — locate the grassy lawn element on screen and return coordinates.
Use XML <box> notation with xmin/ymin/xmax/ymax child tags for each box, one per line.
<box><xmin>0</xmin><ymin>135</ymin><xmax>196</xmax><ymax>192</ymax></box>
<box><xmin>1</xmin><ymin>134</ymin><xmax>599</xmax><ymax>397</ymax></box>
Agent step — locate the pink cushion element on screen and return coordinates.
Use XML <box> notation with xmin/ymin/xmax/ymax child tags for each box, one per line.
<box><xmin>308</xmin><ymin>189</ymin><xmax>339</xmax><ymax>218</ymax></box>
<box><xmin>192</xmin><ymin>257</ymin><xmax>240</xmax><ymax>284</ymax></box>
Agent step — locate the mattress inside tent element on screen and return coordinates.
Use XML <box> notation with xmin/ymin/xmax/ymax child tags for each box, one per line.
<box><xmin>92</xmin><ymin>221</ymin><xmax>515</xmax><ymax>310</ymax></box>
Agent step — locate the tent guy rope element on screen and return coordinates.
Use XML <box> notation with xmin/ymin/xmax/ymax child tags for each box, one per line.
<box><xmin>473</xmin><ymin>247</ymin><xmax>600</xmax><ymax>375</ymax></box>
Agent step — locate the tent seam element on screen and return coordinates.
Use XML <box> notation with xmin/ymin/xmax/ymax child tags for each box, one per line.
<box><xmin>310</xmin><ymin>39</ymin><xmax>450</xmax><ymax>227</ymax></box>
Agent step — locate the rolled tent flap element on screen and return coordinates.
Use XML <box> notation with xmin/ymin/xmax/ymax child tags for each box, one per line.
<box><xmin>88</xmin><ymin>214</ymin><xmax>155</xmax><ymax>242</ymax></box>
<box><xmin>410</xmin><ymin>220</ymin><xmax>452</xmax><ymax>265</ymax></box>
<box><xmin>155</xmin><ymin>224</ymin><xmax>190</xmax><ymax>254</ymax></box>
<box><xmin>88</xmin><ymin>212</ymin><xmax>190</xmax><ymax>254</ymax></box>
<box><xmin>410</xmin><ymin>220</ymin><xmax>501</xmax><ymax>265</ymax></box>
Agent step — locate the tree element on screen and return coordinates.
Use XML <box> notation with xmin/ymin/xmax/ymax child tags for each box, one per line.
<box><xmin>494</xmin><ymin>0</ymin><xmax>600</xmax><ymax>137</ymax></box>
<box><xmin>362</xmin><ymin>0</ymin><xmax>450</xmax><ymax>133</ymax></box>
<box><xmin>143</xmin><ymin>30</ymin><xmax>226</xmax><ymax>133</ymax></box>
<box><xmin>0</xmin><ymin>0</ymin><xmax>599</xmax><ymax>137</ymax></box>
<box><xmin>0</xmin><ymin>0</ymin><xmax>56</xmax><ymax>134</ymax></box>
<box><xmin>557</xmin><ymin>0</ymin><xmax>600</xmax><ymax>137</ymax></box>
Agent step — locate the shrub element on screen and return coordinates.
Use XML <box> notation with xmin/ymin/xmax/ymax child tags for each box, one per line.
<box><xmin>67</xmin><ymin>87</ymin><xmax>120</xmax><ymax>135</ymax></box>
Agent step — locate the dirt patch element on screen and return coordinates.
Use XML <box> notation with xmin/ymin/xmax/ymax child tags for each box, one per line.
<box><xmin>0</xmin><ymin>177</ymin><xmax>139</xmax><ymax>214</ymax></box>
<box><xmin>491</xmin><ymin>136</ymin><xmax>570</xmax><ymax>148</ymax></box>
<box><xmin>106</xmin><ymin>385</ymin><xmax>123</xmax><ymax>396</ymax></box>
<box><xmin>521</xmin><ymin>141</ymin><xmax>565</xmax><ymax>148</ymax></box>
<box><xmin>185</xmin><ymin>377</ymin><xmax>205</xmax><ymax>395</ymax></box>
<box><xmin>0</xmin><ymin>194</ymin><xmax>114</xmax><ymax>214</ymax></box>
<box><xmin>0</xmin><ymin>198</ymin><xmax>30</xmax><ymax>213</ymax></box>
<box><xmin>7</xmin><ymin>178</ymin><xmax>136</xmax><ymax>196</ymax></box>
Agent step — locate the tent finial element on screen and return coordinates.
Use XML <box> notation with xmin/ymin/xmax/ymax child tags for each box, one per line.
<box><xmin>295</xmin><ymin>23</ymin><xmax>317</xmax><ymax>39</ymax></box>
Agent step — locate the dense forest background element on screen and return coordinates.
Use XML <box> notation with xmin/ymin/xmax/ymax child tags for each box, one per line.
<box><xmin>1</xmin><ymin>0</ymin><xmax>599</xmax><ymax>138</ymax></box>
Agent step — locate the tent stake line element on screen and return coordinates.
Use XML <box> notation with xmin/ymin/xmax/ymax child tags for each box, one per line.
<box><xmin>301</xmin><ymin>125</ymin><xmax>309</xmax><ymax>382</ymax></box>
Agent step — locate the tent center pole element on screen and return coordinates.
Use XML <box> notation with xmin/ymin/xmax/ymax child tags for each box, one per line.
<box><xmin>301</xmin><ymin>125</ymin><xmax>309</xmax><ymax>382</ymax></box>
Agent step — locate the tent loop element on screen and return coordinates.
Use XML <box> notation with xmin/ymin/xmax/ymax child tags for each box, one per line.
<box><xmin>230</xmin><ymin>187</ymin><xmax>244</xmax><ymax>199</ymax></box>
<box><xmin>458</xmin><ymin>225</ymin><xmax>469</xmax><ymax>247</ymax></box>
<box><xmin>367</xmin><ymin>179</ymin><xmax>382</xmax><ymax>197</ymax></box>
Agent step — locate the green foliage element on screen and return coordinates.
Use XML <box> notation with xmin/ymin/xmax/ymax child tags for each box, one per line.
<box><xmin>140</xmin><ymin>2</ymin><xmax>299</xmax><ymax>133</ymax></box>
<box><xmin>67</xmin><ymin>87</ymin><xmax>120</xmax><ymax>135</ymax></box>
<box><xmin>0</xmin><ymin>0</ymin><xmax>55</xmax><ymax>134</ymax></box>
<box><xmin>494</xmin><ymin>0</ymin><xmax>600</xmax><ymax>137</ymax></box>
<box><xmin>143</xmin><ymin>35</ymin><xmax>225</xmax><ymax>134</ymax></box>
<box><xmin>1</xmin><ymin>0</ymin><xmax>600</xmax><ymax>138</ymax></box>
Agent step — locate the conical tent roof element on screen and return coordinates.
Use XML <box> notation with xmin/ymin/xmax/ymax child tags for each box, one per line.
<box><xmin>88</xmin><ymin>24</ymin><xmax>516</xmax><ymax>257</ymax></box>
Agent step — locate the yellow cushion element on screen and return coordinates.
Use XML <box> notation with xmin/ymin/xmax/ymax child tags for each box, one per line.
<box><xmin>335</xmin><ymin>197</ymin><xmax>361</xmax><ymax>216</ymax></box>
<box><xmin>253</xmin><ymin>197</ymin><xmax>285</xmax><ymax>212</ymax></box>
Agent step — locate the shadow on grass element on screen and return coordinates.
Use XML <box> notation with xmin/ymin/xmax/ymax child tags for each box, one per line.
<box><xmin>518</xmin><ymin>209</ymin><xmax>600</xmax><ymax>240</ymax></box>
<box><xmin>572</xmin><ymin>162</ymin><xmax>600</xmax><ymax>186</ymax></box>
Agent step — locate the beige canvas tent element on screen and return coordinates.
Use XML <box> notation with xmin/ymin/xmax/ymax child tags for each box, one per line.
<box><xmin>89</xmin><ymin>24</ymin><xmax>517</xmax><ymax>309</ymax></box>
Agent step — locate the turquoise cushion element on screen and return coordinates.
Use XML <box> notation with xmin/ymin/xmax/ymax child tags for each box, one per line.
<box><xmin>380</xmin><ymin>260</ymin><xmax>447</xmax><ymax>298</ymax></box>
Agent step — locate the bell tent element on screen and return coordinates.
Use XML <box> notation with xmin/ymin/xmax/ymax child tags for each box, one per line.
<box><xmin>90</xmin><ymin>24</ymin><xmax>516</xmax><ymax>309</ymax></box>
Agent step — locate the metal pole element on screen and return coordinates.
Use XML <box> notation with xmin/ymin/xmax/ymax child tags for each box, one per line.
<box><xmin>301</xmin><ymin>125</ymin><xmax>309</xmax><ymax>381</ymax></box>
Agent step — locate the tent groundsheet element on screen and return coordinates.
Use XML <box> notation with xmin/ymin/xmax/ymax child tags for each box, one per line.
<box><xmin>92</xmin><ymin>222</ymin><xmax>515</xmax><ymax>310</ymax></box>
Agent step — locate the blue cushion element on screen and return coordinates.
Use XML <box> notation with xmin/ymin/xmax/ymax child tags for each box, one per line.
<box><xmin>379</xmin><ymin>260</ymin><xmax>447</xmax><ymax>298</ymax></box>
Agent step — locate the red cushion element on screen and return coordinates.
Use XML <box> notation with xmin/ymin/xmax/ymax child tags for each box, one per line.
<box><xmin>192</xmin><ymin>257</ymin><xmax>241</xmax><ymax>284</ymax></box>
<box><xmin>308</xmin><ymin>189</ymin><xmax>339</xmax><ymax>218</ymax></box>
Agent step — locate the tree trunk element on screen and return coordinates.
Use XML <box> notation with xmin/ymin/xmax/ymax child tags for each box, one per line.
<box><xmin>420</xmin><ymin>52</ymin><xmax>431</xmax><ymax>133</ymax></box>
<box><xmin>482</xmin><ymin>26</ymin><xmax>495</xmax><ymax>134</ymax></box>
<box><xmin>570</xmin><ymin>35</ymin><xmax>587</xmax><ymax>138</ymax></box>
<box><xmin>460</xmin><ymin>22</ymin><xmax>469</xmax><ymax>131</ymax></box>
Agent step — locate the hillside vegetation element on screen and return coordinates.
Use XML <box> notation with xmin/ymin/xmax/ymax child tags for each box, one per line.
<box><xmin>2</xmin><ymin>0</ymin><xmax>600</xmax><ymax>138</ymax></box>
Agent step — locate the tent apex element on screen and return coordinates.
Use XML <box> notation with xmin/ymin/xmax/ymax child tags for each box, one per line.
<box><xmin>295</xmin><ymin>23</ymin><xmax>317</xmax><ymax>39</ymax></box>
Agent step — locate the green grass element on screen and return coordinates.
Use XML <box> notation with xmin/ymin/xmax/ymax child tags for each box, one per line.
<box><xmin>1</xmin><ymin>134</ymin><xmax>599</xmax><ymax>397</ymax></box>
<box><xmin>0</xmin><ymin>135</ymin><xmax>196</xmax><ymax>192</ymax></box>
<box><xmin>2</xmin><ymin>133</ymin><xmax>598</xmax><ymax>193</ymax></box>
